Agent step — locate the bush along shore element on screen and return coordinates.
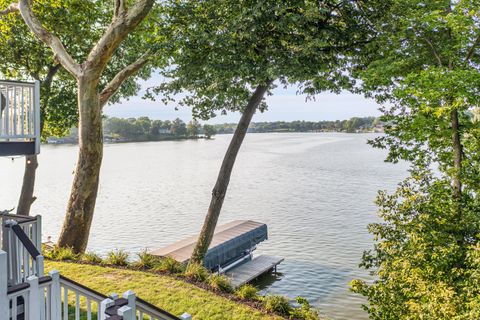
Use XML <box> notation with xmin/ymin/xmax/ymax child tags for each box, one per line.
<box><xmin>43</xmin><ymin>246</ymin><xmax>320</xmax><ymax>320</ymax></box>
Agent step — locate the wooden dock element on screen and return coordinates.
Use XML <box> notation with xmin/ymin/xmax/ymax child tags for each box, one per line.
<box><xmin>225</xmin><ymin>255</ymin><xmax>284</xmax><ymax>288</ymax></box>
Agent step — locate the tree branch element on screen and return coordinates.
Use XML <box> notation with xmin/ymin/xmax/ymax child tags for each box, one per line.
<box><xmin>422</xmin><ymin>36</ymin><xmax>443</xmax><ymax>67</ymax></box>
<box><xmin>0</xmin><ymin>2</ymin><xmax>18</xmax><ymax>15</ymax></box>
<box><xmin>114</xmin><ymin>0</ymin><xmax>127</xmax><ymax>17</ymax></box>
<box><xmin>99</xmin><ymin>51</ymin><xmax>152</xmax><ymax>107</ymax></box>
<box><xmin>86</xmin><ymin>0</ymin><xmax>154</xmax><ymax>73</ymax></box>
<box><xmin>465</xmin><ymin>33</ymin><xmax>480</xmax><ymax>64</ymax></box>
<box><xmin>17</xmin><ymin>0</ymin><xmax>81</xmax><ymax>78</ymax></box>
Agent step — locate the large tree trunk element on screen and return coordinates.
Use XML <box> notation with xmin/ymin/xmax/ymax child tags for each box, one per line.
<box><xmin>451</xmin><ymin>109</ymin><xmax>462</xmax><ymax>200</ymax></box>
<box><xmin>190</xmin><ymin>82</ymin><xmax>272</xmax><ymax>264</ymax></box>
<box><xmin>16</xmin><ymin>155</ymin><xmax>38</xmax><ymax>215</ymax></box>
<box><xmin>57</xmin><ymin>75</ymin><xmax>103</xmax><ymax>253</ymax></box>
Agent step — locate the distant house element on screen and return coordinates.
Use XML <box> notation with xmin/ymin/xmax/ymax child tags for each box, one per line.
<box><xmin>159</xmin><ymin>128</ymin><xmax>171</xmax><ymax>134</ymax></box>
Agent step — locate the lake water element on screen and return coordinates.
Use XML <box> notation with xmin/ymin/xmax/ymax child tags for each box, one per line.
<box><xmin>0</xmin><ymin>133</ymin><xmax>408</xmax><ymax>319</ymax></box>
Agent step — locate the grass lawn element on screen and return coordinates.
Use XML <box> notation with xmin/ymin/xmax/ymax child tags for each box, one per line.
<box><xmin>45</xmin><ymin>260</ymin><xmax>282</xmax><ymax>320</ymax></box>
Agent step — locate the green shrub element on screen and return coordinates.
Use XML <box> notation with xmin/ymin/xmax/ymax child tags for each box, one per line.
<box><xmin>235</xmin><ymin>284</ymin><xmax>259</xmax><ymax>300</ymax></box>
<box><xmin>152</xmin><ymin>256</ymin><xmax>185</xmax><ymax>274</ymax></box>
<box><xmin>208</xmin><ymin>274</ymin><xmax>233</xmax><ymax>293</ymax></box>
<box><xmin>42</xmin><ymin>244</ymin><xmax>57</xmax><ymax>260</ymax></box>
<box><xmin>45</xmin><ymin>246</ymin><xmax>79</xmax><ymax>261</ymax></box>
<box><xmin>81</xmin><ymin>252</ymin><xmax>103</xmax><ymax>264</ymax></box>
<box><xmin>132</xmin><ymin>250</ymin><xmax>159</xmax><ymax>269</ymax></box>
<box><xmin>263</xmin><ymin>295</ymin><xmax>292</xmax><ymax>315</ymax></box>
<box><xmin>106</xmin><ymin>250</ymin><xmax>129</xmax><ymax>266</ymax></box>
<box><xmin>290</xmin><ymin>297</ymin><xmax>319</xmax><ymax>320</ymax></box>
<box><xmin>184</xmin><ymin>262</ymin><xmax>209</xmax><ymax>282</ymax></box>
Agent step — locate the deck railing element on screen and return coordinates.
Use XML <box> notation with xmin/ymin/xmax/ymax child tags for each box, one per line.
<box><xmin>1</xmin><ymin>216</ymin><xmax>43</xmax><ymax>286</ymax></box>
<box><xmin>61</xmin><ymin>275</ymin><xmax>183</xmax><ymax>320</ymax></box>
<box><xmin>0</xmin><ymin>80</ymin><xmax>40</xmax><ymax>153</ymax></box>
<box><xmin>0</xmin><ymin>212</ymin><xmax>189</xmax><ymax>320</ymax></box>
<box><xmin>0</xmin><ymin>251</ymin><xmax>58</xmax><ymax>320</ymax></box>
<box><xmin>1</xmin><ymin>213</ymin><xmax>42</xmax><ymax>250</ymax></box>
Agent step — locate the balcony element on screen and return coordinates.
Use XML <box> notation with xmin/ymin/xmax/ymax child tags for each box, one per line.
<box><xmin>0</xmin><ymin>80</ymin><xmax>40</xmax><ymax>157</ymax></box>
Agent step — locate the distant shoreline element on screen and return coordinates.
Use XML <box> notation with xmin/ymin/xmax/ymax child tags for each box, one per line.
<box><xmin>45</xmin><ymin>130</ymin><xmax>380</xmax><ymax>145</ymax></box>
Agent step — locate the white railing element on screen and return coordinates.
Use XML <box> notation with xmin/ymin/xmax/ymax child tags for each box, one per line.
<box><xmin>7</xmin><ymin>272</ymin><xmax>59</xmax><ymax>320</ymax></box>
<box><xmin>0</xmin><ymin>80</ymin><xmax>40</xmax><ymax>153</ymax></box>
<box><xmin>60</xmin><ymin>276</ymin><xmax>104</xmax><ymax>320</ymax></box>
<box><xmin>59</xmin><ymin>275</ymin><xmax>185</xmax><ymax>320</ymax></box>
<box><xmin>0</xmin><ymin>211</ymin><xmax>188</xmax><ymax>320</ymax></box>
<box><xmin>0</xmin><ymin>251</ymin><xmax>59</xmax><ymax>320</ymax></box>
<box><xmin>2</xmin><ymin>216</ymin><xmax>43</xmax><ymax>286</ymax></box>
<box><xmin>1</xmin><ymin>214</ymin><xmax>42</xmax><ymax>250</ymax></box>
<box><xmin>1</xmin><ymin>248</ymin><xmax>187</xmax><ymax>320</ymax></box>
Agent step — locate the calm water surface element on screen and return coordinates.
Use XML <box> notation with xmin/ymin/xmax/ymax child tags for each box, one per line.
<box><xmin>0</xmin><ymin>133</ymin><xmax>408</xmax><ymax>319</ymax></box>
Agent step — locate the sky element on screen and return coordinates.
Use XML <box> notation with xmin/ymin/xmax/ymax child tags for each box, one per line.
<box><xmin>104</xmin><ymin>74</ymin><xmax>382</xmax><ymax>124</ymax></box>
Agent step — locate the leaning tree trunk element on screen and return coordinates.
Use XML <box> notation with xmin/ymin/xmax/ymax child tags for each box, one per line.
<box><xmin>16</xmin><ymin>155</ymin><xmax>38</xmax><ymax>215</ymax></box>
<box><xmin>190</xmin><ymin>82</ymin><xmax>272</xmax><ymax>264</ymax></box>
<box><xmin>57</xmin><ymin>75</ymin><xmax>103</xmax><ymax>253</ymax></box>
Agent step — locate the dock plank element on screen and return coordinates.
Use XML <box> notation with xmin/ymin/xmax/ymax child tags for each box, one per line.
<box><xmin>225</xmin><ymin>255</ymin><xmax>284</xmax><ymax>288</ymax></box>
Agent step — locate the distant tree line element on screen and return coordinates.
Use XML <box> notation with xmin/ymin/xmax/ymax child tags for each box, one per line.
<box><xmin>214</xmin><ymin>117</ymin><xmax>382</xmax><ymax>134</ymax></box>
<box><xmin>102</xmin><ymin>117</ymin><xmax>217</xmax><ymax>141</ymax></box>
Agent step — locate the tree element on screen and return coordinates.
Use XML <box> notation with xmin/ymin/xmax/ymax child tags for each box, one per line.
<box><xmin>135</xmin><ymin>116</ymin><xmax>151</xmax><ymax>136</ymax></box>
<box><xmin>203</xmin><ymin>124</ymin><xmax>216</xmax><ymax>139</ymax></box>
<box><xmin>154</xmin><ymin>0</ymin><xmax>370</xmax><ymax>264</ymax></box>
<box><xmin>150</xmin><ymin>119</ymin><xmax>163</xmax><ymax>137</ymax></box>
<box><xmin>0</xmin><ymin>0</ymin><xmax>78</xmax><ymax>215</ymax></box>
<box><xmin>0</xmin><ymin>0</ymin><xmax>156</xmax><ymax>216</ymax></box>
<box><xmin>1</xmin><ymin>0</ymin><xmax>158</xmax><ymax>252</ymax></box>
<box><xmin>187</xmin><ymin>120</ymin><xmax>200</xmax><ymax>138</ymax></box>
<box><xmin>350</xmin><ymin>1</ymin><xmax>480</xmax><ymax>318</ymax></box>
<box><xmin>170</xmin><ymin>118</ymin><xmax>187</xmax><ymax>137</ymax></box>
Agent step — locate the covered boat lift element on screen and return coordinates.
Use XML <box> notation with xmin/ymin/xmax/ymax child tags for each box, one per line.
<box><xmin>150</xmin><ymin>220</ymin><xmax>283</xmax><ymax>287</ymax></box>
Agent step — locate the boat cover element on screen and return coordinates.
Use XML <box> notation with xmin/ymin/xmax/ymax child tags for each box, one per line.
<box><xmin>150</xmin><ymin>220</ymin><xmax>268</xmax><ymax>270</ymax></box>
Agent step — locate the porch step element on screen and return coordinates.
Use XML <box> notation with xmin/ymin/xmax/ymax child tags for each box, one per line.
<box><xmin>106</xmin><ymin>316</ymin><xmax>123</xmax><ymax>320</ymax></box>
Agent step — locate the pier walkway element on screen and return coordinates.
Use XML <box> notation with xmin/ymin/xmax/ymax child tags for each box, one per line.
<box><xmin>225</xmin><ymin>255</ymin><xmax>284</xmax><ymax>288</ymax></box>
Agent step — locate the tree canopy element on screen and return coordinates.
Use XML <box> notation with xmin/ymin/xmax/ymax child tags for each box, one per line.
<box><xmin>350</xmin><ymin>1</ymin><xmax>480</xmax><ymax>318</ymax></box>
<box><xmin>151</xmin><ymin>0</ymin><xmax>370</xmax><ymax>118</ymax></box>
<box><xmin>0</xmin><ymin>0</ymin><xmax>162</xmax><ymax>137</ymax></box>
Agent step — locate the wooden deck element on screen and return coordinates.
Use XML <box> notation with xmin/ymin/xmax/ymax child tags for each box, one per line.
<box><xmin>150</xmin><ymin>220</ymin><xmax>266</xmax><ymax>263</ymax></box>
<box><xmin>225</xmin><ymin>255</ymin><xmax>284</xmax><ymax>288</ymax></box>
